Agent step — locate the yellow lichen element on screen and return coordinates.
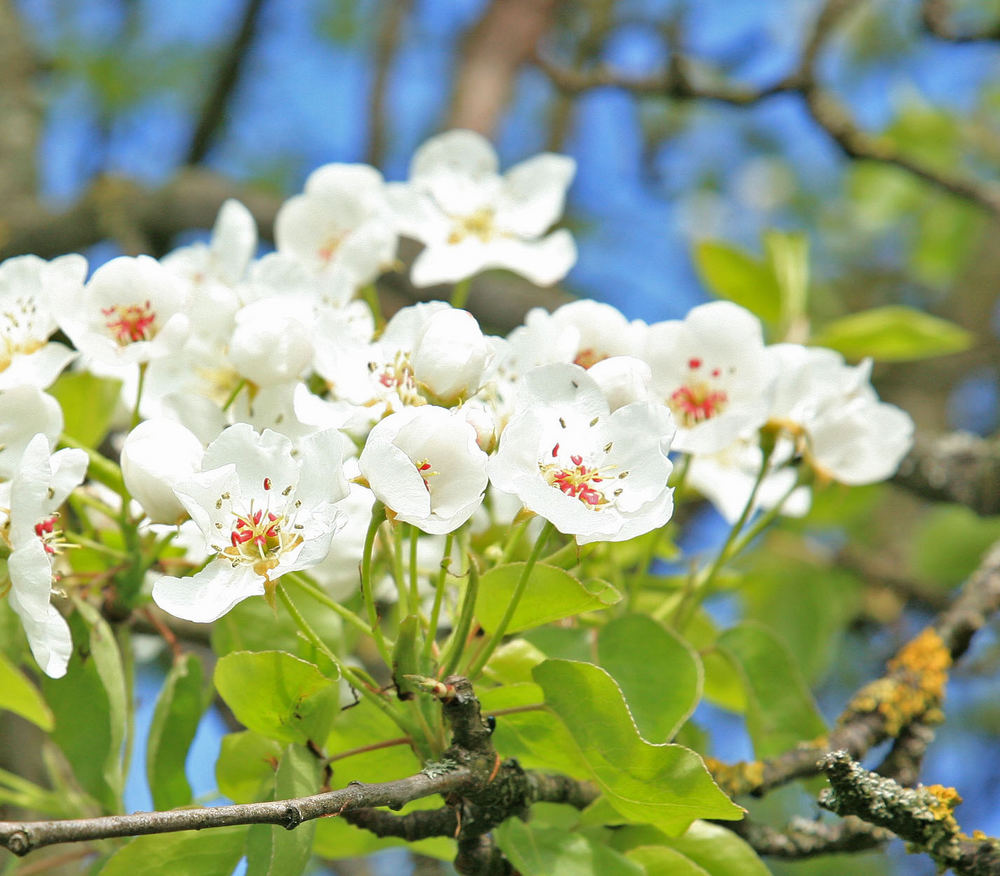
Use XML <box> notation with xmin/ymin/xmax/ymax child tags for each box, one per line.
<box><xmin>704</xmin><ymin>756</ymin><xmax>766</xmax><ymax>797</ymax></box>
<box><xmin>925</xmin><ymin>784</ymin><xmax>962</xmax><ymax>820</ymax></box>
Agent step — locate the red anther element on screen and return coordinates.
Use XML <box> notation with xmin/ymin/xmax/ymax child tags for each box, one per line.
<box><xmin>552</xmin><ymin>443</ymin><xmax>560</xmax><ymax>457</ymax></box>
<box><xmin>418</xmin><ymin>462</ymin><xmax>431</xmax><ymax>472</ymax></box>
<box><xmin>263</xmin><ymin>477</ymin><xmax>272</xmax><ymax>490</ymax></box>
<box><xmin>688</xmin><ymin>357</ymin><xmax>702</xmax><ymax>369</ymax></box>
<box><xmin>571</xmin><ymin>454</ymin><xmax>583</xmax><ymax>466</ymax></box>
<box><xmin>268</xmin><ymin>512</ymin><xmax>278</xmax><ymax>522</ymax></box>
<box><xmin>379</xmin><ymin>373</ymin><xmax>395</xmax><ymax>388</ymax></box>
<box><xmin>711</xmin><ymin>368</ymin><xmax>720</xmax><ymax>378</ymax></box>
<box><xmin>231</xmin><ymin>530</ymin><xmax>252</xmax><ymax>546</ymax></box>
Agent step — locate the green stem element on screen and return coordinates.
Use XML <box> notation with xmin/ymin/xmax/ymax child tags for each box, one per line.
<box><xmin>450</xmin><ymin>277</ymin><xmax>472</xmax><ymax>310</ymax></box>
<box><xmin>390</xmin><ymin>522</ymin><xmax>409</xmax><ymax>616</ymax></box>
<box><xmin>439</xmin><ymin>554</ymin><xmax>480</xmax><ymax>678</ymax></box>
<box><xmin>277</xmin><ymin>584</ymin><xmax>410</xmax><ymax>733</ymax></box>
<box><xmin>284</xmin><ymin>571</ymin><xmax>388</xmax><ymax>646</ymax></box>
<box><xmin>727</xmin><ymin>469</ymin><xmax>808</xmax><ymax>557</ymax></box>
<box><xmin>422</xmin><ymin>532</ymin><xmax>454</xmax><ymax>664</ymax></box>
<box><xmin>63</xmin><ymin>532</ymin><xmax>128</xmax><ymax>560</ymax></box>
<box><xmin>361</xmin><ymin>283</ymin><xmax>385</xmax><ymax>331</ymax></box>
<box><xmin>221</xmin><ymin>379</ymin><xmax>247</xmax><ymax>413</ymax></box>
<box><xmin>500</xmin><ymin>518</ymin><xmax>530</xmax><ymax>563</ymax></box>
<box><xmin>131</xmin><ymin>362</ymin><xmax>147</xmax><ymax>429</ymax></box>
<box><xmin>671</xmin><ymin>444</ymin><xmax>776</xmax><ymax>631</ymax></box>
<box><xmin>669</xmin><ymin>453</ymin><xmax>691</xmax><ymax>491</ymax></box>
<box><xmin>59</xmin><ymin>435</ymin><xmax>124</xmax><ymax>495</ymax></box>
<box><xmin>465</xmin><ymin>521</ymin><xmax>554</xmax><ymax>679</ymax></box>
<box><xmin>361</xmin><ymin>502</ymin><xmax>392</xmax><ymax>668</ymax></box>
<box><xmin>408</xmin><ymin>525</ymin><xmax>420</xmax><ymax>614</ymax></box>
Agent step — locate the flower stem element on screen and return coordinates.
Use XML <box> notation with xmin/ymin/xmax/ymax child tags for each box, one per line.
<box><xmin>671</xmin><ymin>443</ymin><xmax>775</xmax><ymax>631</ymax></box>
<box><xmin>422</xmin><ymin>532</ymin><xmax>454</xmax><ymax>664</ymax></box>
<box><xmin>221</xmin><ymin>379</ymin><xmax>247</xmax><ymax>412</ymax></box>
<box><xmin>361</xmin><ymin>283</ymin><xmax>385</xmax><ymax>331</ymax></box>
<box><xmin>450</xmin><ymin>277</ymin><xmax>472</xmax><ymax>310</ymax></box>
<box><xmin>361</xmin><ymin>502</ymin><xmax>393</xmax><ymax>668</ymax></box>
<box><xmin>283</xmin><ymin>571</ymin><xmax>390</xmax><ymax>646</ymax></box>
<box><xmin>276</xmin><ymin>584</ymin><xmax>410</xmax><ymax>734</ymax></box>
<box><xmin>439</xmin><ymin>553</ymin><xmax>479</xmax><ymax>678</ymax></box>
<box><xmin>408</xmin><ymin>524</ymin><xmax>420</xmax><ymax>614</ymax></box>
<box><xmin>465</xmin><ymin>520</ymin><xmax>553</xmax><ymax>680</ymax></box>
<box><xmin>131</xmin><ymin>362</ymin><xmax>147</xmax><ymax>429</ymax></box>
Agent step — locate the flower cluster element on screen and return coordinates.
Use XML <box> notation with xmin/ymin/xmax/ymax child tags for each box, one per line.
<box><xmin>0</xmin><ymin>129</ymin><xmax>914</xmax><ymax>678</ymax></box>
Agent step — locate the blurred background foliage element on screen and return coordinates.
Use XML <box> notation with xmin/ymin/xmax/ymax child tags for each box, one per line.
<box><xmin>2</xmin><ymin>1</ymin><xmax>1000</xmax><ymax>874</ymax></box>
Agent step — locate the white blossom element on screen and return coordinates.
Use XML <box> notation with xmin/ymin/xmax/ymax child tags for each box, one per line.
<box><xmin>0</xmin><ymin>254</ymin><xmax>85</xmax><ymax>390</ymax></box>
<box><xmin>152</xmin><ymin>425</ymin><xmax>348</xmax><ymax>622</ymax></box>
<box><xmin>0</xmin><ymin>386</ymin><xmax>64</xmax><ymax>479</ymax></box>
<box><xmin>489</xmin><ymin>364</ymin><xmax>675</xmax><ymax>544</ymax></box>
<box><xmin>121</xmin><ymin>419</ymin><xmax>205</xmax><ymax>524</ymax></box>
<box><xmin>388</xmin><ymin>130</ymin><xmax>576</xmax><ymax>287</ymax></box>
<box><xmin>359</xmin><ymin>405</ymin><xmax>489</xmax><ymax>534</ymax></box>
<box><xmin>1</xmin><ymin>434</ymin><xmax>87</xmax><ymax>678</ymax></box>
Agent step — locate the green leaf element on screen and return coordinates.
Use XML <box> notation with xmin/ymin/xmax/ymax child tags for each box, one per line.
<box><xmin>42</xmin><ymin>601</ymin><xmax>126</xmax><ymax>812</ymax></box>
<box><xmin>49</xmin><ymin>371</ymin><xmax>123</xmax><ymax>448</ymax></box>
<box><xmin>147</xmin><ymin>654</ymin><xmax>209</xmax><ymax>810</ymax></box>
<box><xmin>533</xmin><ymin>660</ymin><xmax>743</xmax><ymax>834</ymax></box>
<box><xmin>716</xmin><ymin>623</ymin><xmax>826</xmax><ymax>758</ymax></box>
<box><xmin>496</xmin><ymin>820</ymin><xmax>644</xmax><ymax>876</ymax></box>
<box><xmin>598</xmin><ymin>614</ymin><xmax>702</xmax><ymax>742</ymax></box>
<box><xmin>488</xmin><ymin>707</ymin><xmax>591</xmax><ymax>780</ymax></box>
<box><xmin>216</xmin><ymin>731</ymin><xmax>283</xmax><ymax>803</ymax></box>
<box><xmin>475</xmin><ymin>563</ymin><xmax>620</xmax><ymax>635</ymax></box>
<box><xmin>0</xmin><ymin>651</ymin><xmax>54</xmax><ymax>730</ymax></box>
<box><xmin>247</xmin><ymin>745</ymin><xmax>322</xmax><ymax>876</ymax></box>
<box><xmin>610</xmin><ymin>821</ymin><xmax>770</xmax><ymax>876</ymax></box>
<box><xmin>214</xmin><ymin>651</ymin><xmax>339</xmax><ymax>745</ymax></box>
<box><xmin>763</xmin><ymin>231</ymin><xmax>809</xmax><ymax>325</ymax></box>
<box><xmin>811</xmin><ymin>306</ymin><xmax>973</xmax><ymax>361</ymax></box>
<box><xmin>692</xmin><ymin>241</ymin><xmax>782</xmax><ymax>325</ymax></box>
<box><xmin>98</xmin><ymin>826</ymin><xmax>247</xmax><ymax>876</ymax></box>
<box><xmin>626</xmin><ymin>845</ymin><xmax>710</xmax><ymax>875</ymax></box>
<box><xmin>486</xmin><ymin>639</ymin><xmax>549</xmax><ymax>685</ymax></box>
<box><xmin>912</xmin><ymin>506</ymin><xmax>1000</xmax><ymax>588</ymax></box>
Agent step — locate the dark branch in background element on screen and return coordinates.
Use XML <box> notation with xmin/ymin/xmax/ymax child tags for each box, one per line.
<box><xmin>728</xmin><ymin>814</ymin><xmax>891</xmax><ymax>859</ymax></box>
<box><xmin>448</xmin><ymin>0</ymin><xmax>560</xmax><ymax>136</ymax></box>
<box><xmin>893</xmin><ymin>432</ymin><xmax>1000</xmax><ymax>516</ymax></box>
<box><xmin>820</xmin><ymin>751</ymin><xmax>1000</xmax><ymax>876</ymax></box>
<box><xmin>0</xmin><ymin>0</ymin><xmax>42</xmax><ymax>204</ymax></box>
<box><xmin>367</xmin><ymin>0</ymin><xmax>412</xmax><ymax>169</ymax></box>
<box><xmin>185</xmin><ymin>0</ymin><xmax>267</xmax><ymax>165</ymax></box>
<box><xmin>708</xmin><ymin>538</ymin><xmax>1000</xmax><ymax>800</ymax></box>
<box><xmin>536</xmin><ymin>0</ymin><xmax>1000</xmax><ymax>216</ymax></box>
<box><xmin>920</xmin><ymin>0</ymin><xmax>1000</xmax><ymax>43</ymax></box>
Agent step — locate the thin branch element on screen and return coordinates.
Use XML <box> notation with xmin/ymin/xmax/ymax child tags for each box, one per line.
<box><xmin>0</xmin><ymin>769</ymin><xmax>473</xmax><ymax>857</ymax></box>
<box><xmin>536</xmin><ymin>0</ymin><xmax>1000</xmax><ymax>216</ymax></box>
<box><xmin>367</xmin><ymin>0</ymin><xmax>412</xmax><ymax>168</ymax></box>
<box><xmin>727</xmin><ymin>814</ymin><xmax>891</xmax><ymax>859</ymax></box>
<box><xmin>893</xmin><ymin>432</ymin><xmax>1000</xmax><ymax>516</ymax></box>
<box><xmin>820</xmin><ymin>751</ymin><xmax>1000</xmax><ymax>875</ymax></box>
<box><xmin>921</xmin><ymin>0</ymin><xmax>1000</xmax><ymax>42</ymax></box>
<box><xmin>708</xmin><ymin>538</ymin><xmax>1000</xmax><ymax>799</ymax></box>
<box><xmin>185</xmin><ymin>0</ymin><xmax>267</xmax><ymax>165</ymax></box>
<box><xmin>0</xmin><ymin>0</ymin><xmax>42</xmax><ymax>203</ymax></box>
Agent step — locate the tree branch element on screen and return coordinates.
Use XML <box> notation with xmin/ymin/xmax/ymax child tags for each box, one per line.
<box><xmin>0</xmin><ymin>0</ymin><xmax>41</xmax><ymax>205</ymax></box>
<box><xmin>185</xmin><ymin>0</ymin><xmax>267</xmax><ymax>165</ymax></box>
<box><xmin>708</xmin><ymin>538</ymin><xmax>1000</xmax><ymax>799</ymax></box>
<box><xmin>367</xmin><ymin>0</ymin><xmax>412</xmax><ymax>169</ymax></box>
<box><xmin>819</xmin><ymin>751</ymin><xmax>1000</xmax><ymax>875</ymax></box>
<box><xmin>727</xmin><ymin>814</ymin><xmax>891</xmax><ymax>859</ymax></box>
<box><xmin>536</xmin><ymin>0</ymin><xmax>1000</xmax><ymax>216</ymax></box>
<box><xmin>893</xmin><ymin>432</ymin><xmax>1000</xmax><ymax>516</ymax></box>
<box><xmin>920</xmin><ymin>0</ymin><xmax>1000</xmax><ymax>43</ymax></box>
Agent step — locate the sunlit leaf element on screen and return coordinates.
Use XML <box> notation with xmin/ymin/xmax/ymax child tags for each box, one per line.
<box><xmin>811</xmin><ymin>306</ymin><xmax>972</xmax><ymax>361</ymax></box>
<box><xmin>0</xmin><ymin>651</ymin><xmax>54</xmax><ymax>730</ymax></box>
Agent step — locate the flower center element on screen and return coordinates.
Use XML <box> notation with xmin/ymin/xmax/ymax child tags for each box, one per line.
<box><xmin>317</xmin><ymin>231</ymin><xmax>347</xmax><ymax>264</ymax></box>
<box><xmin>539</xmin><ymin>446</ymin><xmax>621</xmax><ymax>510</ymax></box>
<box><xmin>33</xmin><ymin>514</ymin><xmax>69</xmax><ymax>556</ymax></box>
<box><xmin>573</xmin><ymin>348</ymin><xmax>607</xmax><ymax>370</ymax></box>
<box><xmin>668</xmin><ymin>358</ymin><xmax>728</xmax><ymax>428</ymax></box>
<box><xmin>1</xmin><ymin>297</ymin><xmax>48</xmax><ymax>372</ymax></box>
<box><xmin>102</xmin><ymin>301</ymin><xmax>157</xmax><ymax>345</ymax></box>
<box><xmin>370</xmin><ymin>352</ymin><xmax>426</xmax><ymax>407</ymax></box>
<box><xmin>415</xmin><ymin>458</ymin><xmax>438</xmax><ymax>492</ymax></box>
<box><xmin>448</xmin><ymin>208</ymin><xmax>495</xmax><ymax>244</ymax></box>
<box><xmin>220</xmin><ymin>480</ymin><xmax>302</xmax><ymax>577</ymax></box>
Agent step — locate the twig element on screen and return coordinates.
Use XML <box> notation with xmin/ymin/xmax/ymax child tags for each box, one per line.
<box><xmin>920</xmin><ymin>0</ymin><xmax>1000</xmax><ymax>43</ymax></box>
<box><xmin>185</xmin><ymin>0</ymin><xmax>267</xmax><ymax>165</ymax></box>
<box><xmin>367</xmin><ymin>0</ymin><xmax>411</xmax><ymax>168</ymax></box>
<box><xmin>727</xmin><ymin>814</ymin><xmax>891</xmax><ymax>858</ymax></box>
<box><xmin>893</xmin><ymin>432</ymin><xmax>1000</xmax><ymax>516</ymax></box>
<box><xmin>820</xmin><ymin>751</ymin><xmax>1000</xmax><ymax>875</ymax></box>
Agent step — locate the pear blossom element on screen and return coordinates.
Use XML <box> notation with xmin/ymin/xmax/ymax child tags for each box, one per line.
<box><xmin>152</xmin><ymin>424</ymin><xmax>349</xmax><ymax>622</ymax></box>
<box><xmin>588</xmin><ymin>356</ymin><xmax>653</xmax><ymax>411</ymax></box>
<box><xmin>0</xmin><ymin>254</ymin><xmax>85</xmax><ymax>390</ymax></box>
<box><xmin>359</xmin><ymin>405</ymin><xmax>489</xmax><ymax>534</ymax></box>
<box><xmin>644</xmin><ymin>301</ymin><xmax>775</xmax><ymax>455</ymax></box>
<box><xmin>1</xmin><ymin>433</ymin><xmax>88</xmax><ymax>678</ymax></box>
<box><xmin>275</xmin><ymin>163</ymin><xmax>396</xmax><ymax>285</ymax></box>
<box><xmin>228</xmin><ymin>297</ymin><xmax>316</xmax><ymax>387</ymax></box>
<box><xmin>388</xmin><ymin>130</ymin><xmax>576</xmax><ymax>287</ymax></box>
<box><xmin>121</xmin><ymin>419</ymin><xmax>205</xmax><ymax>524</ymax></box>
<box><xmin>52</xmin><ymin>255</ymin><xmax>190</xmax><ymax>366</ymax></box>
<box><xmin>489</xmin><ymin>364</ymin><xmax>675</xmax><ymax>544</ymax></box>
<box><xmin>766</xmin><ymin>344</ymin><xmax>913</xmax><ymax>485</ymax></box>
<box><xmin>0</xmin><ymin>386</ymin><xmax>64</xmax><ymax>479</ymax></box>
